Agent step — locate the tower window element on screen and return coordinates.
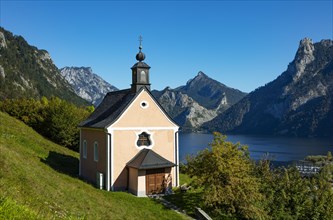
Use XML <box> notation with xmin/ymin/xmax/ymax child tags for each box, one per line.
<box><xmin>140</xmin><ymin>70</ymin><xmax>146</xmax><ymax>83</ymax></box>
<box><xmin>137</xmin><ymin>132</ymin><xmax>151</xmax><ymax>147</ymax></box>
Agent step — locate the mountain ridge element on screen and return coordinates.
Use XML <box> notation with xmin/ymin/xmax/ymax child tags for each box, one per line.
<box><xmin>60</xmin><ymin>66</ymin><xmax>118</xmax><ymax>106</ymax></box>
<box><xmin>152</xmin><ymin>72</ymin><xmax>247</xmax><ymax>131</ymax></box>
<box><xmin>0</xmin><ymin>27</ymin><xmax>87</xmax><ymax>106</ymax></box>
<box><xmin>203</xmin><ymin>38</ymin><xmax>333</xmax><ymax>137</ymax></box>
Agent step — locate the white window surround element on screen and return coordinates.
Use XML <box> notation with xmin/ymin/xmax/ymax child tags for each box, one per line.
<box><xmin>134</xmin><ymin>130</ymin><xmax>154</xmax><ymax>149</ymax></box>
<box><xmin>94</xmin><ymin>141</ymin><xmax>99</xmax><ymax>162</ymax></box>
<box><xmin>140</xmin><ymin>100</ymin><xmax>149</xmax><ymax>109</ymax></box>
<box><xmin>83</xmin><ymin>140</ymin><xmax>87</xmax><ymax>159</ymax></box>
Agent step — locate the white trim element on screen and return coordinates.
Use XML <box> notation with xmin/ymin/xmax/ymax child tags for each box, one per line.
<box><xmin>110</xmin><ymin>126</ymin><xmax>178</xmax><ymax>131</ymax></box>
<box><xmin>135</xmin><ymin>130</ymin><xmax>155</xmax><ymax>149</ymax></box>
<box><xmin>107</xmin><ymin>128</ymin><xmax>114</xmax><ymax>191</ymax></box>
<box><xmin>176</xmin><ymin>131</ymin><xmax>179</xmax><ymax>187</ymax></box>
<box><xmin>109</xmin><ymin>89</ymin><xmax>179</xmax><ymax>129</ymax></box>
<box><xmin>106</xmin><ymin>134</ymin><xmax>110</xmax><ymax>191</ymax></box>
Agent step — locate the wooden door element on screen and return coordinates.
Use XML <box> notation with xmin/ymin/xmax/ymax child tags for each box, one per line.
<box><xmin>146</xmin><ymin>169</ymin><xmax>165</xmax><ymax>194</ymax></box>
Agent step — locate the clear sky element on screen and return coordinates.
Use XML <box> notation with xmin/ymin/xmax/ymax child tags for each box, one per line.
<box><xmin>1</xmin><ymin>0</ymin><xmax>332</xmax><ymax>92</ymax></box>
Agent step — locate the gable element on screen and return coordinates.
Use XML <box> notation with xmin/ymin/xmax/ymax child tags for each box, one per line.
<box><xmin>127</xmin><ymin>149</ymin><xmax>175</xmax><ymax>170</ymax></box>
<box><xmin>110</xmin><ymin>89</ymin><xmax>178</xmax><ymax>129</ymax></box>
<box><xmin>79</xmin><ymin>89</ymin><xmax>134</xmax><ymax>128</ymax></box>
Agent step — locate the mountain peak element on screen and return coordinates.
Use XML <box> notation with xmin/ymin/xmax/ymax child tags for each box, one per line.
<box><xmin>300</xmin><ymin>37</ymin><xmax>313</xmax><ymax>46</ymax></box>
<box><xmin>186</xmin><ymin>71</ymin><xmax>210</xmax><ymax>87</ymax></box>
<box><xmin>197</xmin><ymin>71</ymin><xmax>206</xmax><ymax>76</ymax></box>
<box><xmin>297</xmin><ymin>37</ymin><xmax>314</xmax><ymax>55</ymax></box>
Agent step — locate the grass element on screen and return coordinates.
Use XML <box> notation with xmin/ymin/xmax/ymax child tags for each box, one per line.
<box><xmin>0</xmin><ymin>112</ymin><xmax>187</xmax><ymax>219</ymax></box>
<box><xmin>164</xmin><ymin>174</ymin><xmax>203</xmax><ymax>218</ymax></box>
<box><xmin>0</xmin><ymin>197</ymin><xmax>39</xmax><ymax>219</ymax></box>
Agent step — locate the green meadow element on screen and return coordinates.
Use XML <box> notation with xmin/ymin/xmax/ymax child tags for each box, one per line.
<box><xmin>0</xmin><ymin>112</ymin><xmax>188</xmax><ymax>219</ymax></box>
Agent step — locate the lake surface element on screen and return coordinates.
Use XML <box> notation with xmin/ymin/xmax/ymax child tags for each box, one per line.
<box><xmin>179</xmin><ymin>133</ymin><xmax>333</xmax><ymax>163</ymax></box>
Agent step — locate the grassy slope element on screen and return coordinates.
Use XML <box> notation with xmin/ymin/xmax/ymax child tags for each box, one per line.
<box><xmin>0</xmin><ymin>112</ymin><xmax>187</xmax><ymax>219</ymax></box>
<box><xmin>167</xmin><ymin>174</ymin><xmax>203</xmax><ymax>218</ymax></box>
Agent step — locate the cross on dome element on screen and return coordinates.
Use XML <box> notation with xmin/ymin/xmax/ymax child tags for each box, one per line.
<box><xmin>139</xmin><ymin>35</ymin><xmax>143</xmax><ymax>50</ymax></box>
<box><xmin>136</xmin><ymin>35</ymin><xmax>145</xmax><ymax>62</ymax></box>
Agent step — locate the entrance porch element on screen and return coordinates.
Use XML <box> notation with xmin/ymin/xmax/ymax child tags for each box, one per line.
<box><xmin>126</xmin><ymin>149</ymin><xmax>175</xmax><ymax>197</ymax></box>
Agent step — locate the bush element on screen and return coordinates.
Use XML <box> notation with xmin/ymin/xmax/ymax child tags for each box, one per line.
<box><xmin>0</xmin><ymin>97</ymin><xmax>92</xmax><ymax>151</ymax></box>
<box><xmin>186</xmin><ymin>132</ymin><xmax>266</xmax><ymax>219</ymax></box>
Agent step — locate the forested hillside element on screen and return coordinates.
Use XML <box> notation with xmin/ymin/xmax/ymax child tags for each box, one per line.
<box><xmin>0</xmin><ymin>27</ymin><xmax>87</xmax><ymax>106</ymax></box>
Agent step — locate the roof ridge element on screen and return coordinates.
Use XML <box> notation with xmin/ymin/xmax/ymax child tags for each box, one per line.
<box><xmin>106</xmin><ymin>88</ymin><xmax>131</xmax><ymax>95</ymax></box>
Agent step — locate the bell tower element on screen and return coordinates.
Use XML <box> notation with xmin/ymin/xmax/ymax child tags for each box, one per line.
<box><xmin>131</xmin><ymin>36</ymin><xmax>151</xmax><ymax>93</ymax></box>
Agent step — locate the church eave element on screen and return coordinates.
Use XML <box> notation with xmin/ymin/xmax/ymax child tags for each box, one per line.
<box><xmin>131</xmin><ymin>61</ymin><xmax>151</xmax><ymax>69</ymax></box>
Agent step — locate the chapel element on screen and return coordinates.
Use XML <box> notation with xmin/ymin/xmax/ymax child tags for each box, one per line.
<box><xmin>78</xmin><ymin>39</ymin><xmax>180</xmax><ymax>196</ymax></box>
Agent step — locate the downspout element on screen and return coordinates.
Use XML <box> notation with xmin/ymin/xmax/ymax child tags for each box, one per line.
<box><xmin>106</xmin><ymin>132</ymin><xmax>112</xmax><ymax>191</ymax></box>
<box><xmin>175</xmin><ymin>130</ymin><xmax>180</xmax><ymax>187</ymax></box>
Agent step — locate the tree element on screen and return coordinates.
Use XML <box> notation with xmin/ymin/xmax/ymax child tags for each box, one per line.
<box><xmin>40</xmin><ymin>97</ymin><xmax>90</xmax><ymax>151</ymax></box>
<box><xmin>186</xmin><ymin>132</ymin><xmax>267</xmax><ymax>219</ymax></box>
<box><xmin>0</xmin><ymin>97</ymin><xmax>91</xmax><ymax>151</ymax></box>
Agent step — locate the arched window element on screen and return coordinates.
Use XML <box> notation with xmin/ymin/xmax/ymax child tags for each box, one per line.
<box><xmin>137</xmin><ymin>132</ymin><xmax>151</xmax><ymax>147</ymax></box>
<box><xmin>83</xmin><ymin>140</ymin><xmax>87</xmax><ymax>159</ymax></box>
<box><xmin>94</xmin><ymin>141</ymin><xmax>98</xmax><ymax>162</ymax></box>
<box><xmin>140</xmin><ymin>70</ymin><xmax>146</xmax><ymax>83</ymax></box>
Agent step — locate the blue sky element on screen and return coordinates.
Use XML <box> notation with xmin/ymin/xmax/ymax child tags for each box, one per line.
<box><xmin>1</xmin><ymin>1</ymin><xmax>332</xmax><ymax>92</ymax></box>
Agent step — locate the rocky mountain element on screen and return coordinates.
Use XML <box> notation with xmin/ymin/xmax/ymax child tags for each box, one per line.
<box><xmin>0</xmin><ymin>27</ymin><xmax>87</xmax><ymax>105</ymax></box>
<box><xmin>175</xmin><ymin>71</ymin><xmax>247</xmax><ymax>111</ymax></box>
<box><xmin>203</xmin><ymin>38</ymin><xmax>333</xmax><ymax>138</ymax></box>
<box><xmin>60</xmin><ymin>67</ymin><xmax>118</xmax><ymax>106</ymax></box>
<box><xmin>152</xmin><ymin>72</ymin><xmax>247</xmax><ymax>131</ymax></box>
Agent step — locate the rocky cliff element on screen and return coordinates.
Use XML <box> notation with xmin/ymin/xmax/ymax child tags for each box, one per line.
<box><xmin>0</xmin><ymin>27</ymin><xmax>87</xmax><ymax>105</ymax></box>
<box><xmin>203</xmin><ymin>38</ymin><xmax>333</xmax><ymax>137</ymax></box>
<box><xmin>60</xmin><ymin>67</ymin><xmax>118</xmax><ymax>106</ymax></box>
<box><xmin>152</xmin><ymin>72</ymin><xmax>247</xmax><ymax>131</ymax></box>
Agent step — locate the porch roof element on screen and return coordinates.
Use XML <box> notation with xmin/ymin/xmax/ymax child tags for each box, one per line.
<box><xmin>127</xmin><ymin>149</ymin><xmax>176</xmax><ymax>170</ymax></box>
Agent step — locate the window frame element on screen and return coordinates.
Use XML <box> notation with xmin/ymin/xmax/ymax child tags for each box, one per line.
<box><xmin>83</xmin><ymin>140</ymin><xmax>87</xmax><ymax>159</ymax></box>
<box><xmin>135</xmin><ymin>131</ymin><xmax>154</xmax><ymax>149</ymax></box>
<box><xmin>137</xmin><ymin>132</ymin><xmax>151</xmax><ymax>147</ymax></box>
<box><xmin>94</xmin><ymin>141</ymin><xmax>99</xmax><ymax>162</ymax></box>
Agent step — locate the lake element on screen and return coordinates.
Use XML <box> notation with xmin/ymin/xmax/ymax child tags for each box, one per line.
<box><xmin>179</xmin><ymin>133</ymin><xmax>333</xmax><ymax>164</ymax></box>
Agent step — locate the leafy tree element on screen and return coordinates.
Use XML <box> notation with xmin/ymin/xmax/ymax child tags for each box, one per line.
<box><xmin>0</xmin><ymin>98</ymin><xmax>44</xmax><ymax>126</ymax></box>
<box><xmin>39</xmin><ymin>97</ymin><xmax>90</xmax><ymax>151</ymax></box>
<box><xmin>269</xmin><ymin>167</ymin><xmax>311</xmax><ymax>219</ymax></box>
<box><xmin>256</xmin><ymin>160</ymin><xmax>333</xmax><ymax>220</ymax></box>
<box><xmin>304</xmin><ymin>164</ymin><xmax>333</xmax><ymax>220</ymax></box>
<box><xmin>186</xmin><ymin>132</ymin><xmax>267</xmax><ymax>219</ymax></box>
<box><xmin>0</xmin><ymin>97</ymin><xmax>91</xmax><ymax>151</ymax></box>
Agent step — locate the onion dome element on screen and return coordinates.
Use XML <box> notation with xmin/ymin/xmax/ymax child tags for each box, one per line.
<box><xmin>136</xmin><ymin>45</ymin><xmax>145</xmax><ymax>61</ymax></box>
